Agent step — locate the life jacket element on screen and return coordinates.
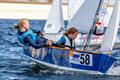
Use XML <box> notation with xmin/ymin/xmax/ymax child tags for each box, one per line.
<box><xmin>17</xmin><ymin>29</ymin><xmax>37</xmax><ymax>45</ymax></box>
<box><xmin>63</xmin><ymin>35</ymin><xmax>75</xmax><ymax>49</ymax></box>
<box><xmin>93</xmin><ymin>22</ymin><xmax>104</xmax><ymax>35</ymax></box>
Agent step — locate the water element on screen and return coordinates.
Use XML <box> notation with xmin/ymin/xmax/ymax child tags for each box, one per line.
<box><xmin>0</xmin><ymin>19</ymin><xmax>120</xmax><ymax>80</ymax></box>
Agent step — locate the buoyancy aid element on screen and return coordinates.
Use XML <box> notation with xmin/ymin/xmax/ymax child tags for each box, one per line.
<box><xmin>63</xmin><ymin>35</ymin><xmax>75</xmax><ymax>49</ymax></box>
<box><xmin>17</xmin><ymin>29</ymin><xmax>37</xmax><ymax>44</ymax></box>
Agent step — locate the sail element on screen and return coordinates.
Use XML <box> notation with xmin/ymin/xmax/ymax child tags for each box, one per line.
<box><xmin>68</xmin><ymin>0</ymin><xmax>84</xmax><ymax>22</ymax></box>
<box><xmin>102</xmin><ymin>0</ymin><xmax>116</xmax><ymax>27</ymax></box>
<box><xmin>44</xmin><ymin>0</ymin><xmax>64</xmax><ymax>33</ymax></box>
<box><xmin>67</xmin><ymin>0</ymin><xmax>101</xmax><ymax>33</ymax></box>
<box><xmin>100</xmin><ymin>0</ymin><xmax>120</xmax><ymax>51</ymax></box>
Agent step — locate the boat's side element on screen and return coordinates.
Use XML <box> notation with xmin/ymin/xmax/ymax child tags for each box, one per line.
<box><xmin>23</xmin><ymin>53</ymin><xmax>102</xmax><ymax>75</ymax></box>
<box><xmin>23</xmin><ymin>46</ymin><xmax>117</xmax><ymax>74</ymax></box>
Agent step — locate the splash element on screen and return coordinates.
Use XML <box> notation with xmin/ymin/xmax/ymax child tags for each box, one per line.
<box><xmin>107</xmin><ymin>60</ymin><xmax>120</xmax><ymax>76</ymax></box>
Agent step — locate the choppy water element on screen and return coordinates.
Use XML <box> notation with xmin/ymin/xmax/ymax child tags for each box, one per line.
<box><xmin>0</xmin><ymin>19</ymin><xmax>120</xmax><ymax>80</ymax></box>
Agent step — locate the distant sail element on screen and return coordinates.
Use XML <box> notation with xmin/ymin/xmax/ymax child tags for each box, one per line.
<box><xmin>100</xmin><ymin>0</ymin><xmax>120</xmax><ymax>51</ymax></box>
<box><xmin>44</xmin><ymin>0</ymin><xmax>64</xmax><ymax>33</ymax></box>
<box><xmin>101</xmin><ymin>0</ymin><xmax>116</xmax><ymax>27</ymax></box>
<box><xmin>68</xmin><ymin>0</ymin><xmax>101</xmax><ymax>33</ymax></box>
<box><xmin>68</xmin><ymin>0</ymin><xmax>84</xmax><ymax>22</ymax></box>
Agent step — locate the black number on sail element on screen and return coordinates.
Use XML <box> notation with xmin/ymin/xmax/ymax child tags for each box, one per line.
<box><xmin>80</xmin><ymin>54</ymin><xmax>85</xmax><ymax>64</ymax></box>
<box><xmin>80</xmin><ymin>54</ymin><xmax>90</xmax><ymax>65</ymax></box>
<box><xmin>85</xmin><ymin>55</ymin><xmax>90</xmax><ymax>65</ymax></box>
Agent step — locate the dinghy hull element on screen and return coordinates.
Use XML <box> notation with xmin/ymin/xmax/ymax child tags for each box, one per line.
<box><xmin>23</xmin><ymin>46</ymin><xmax>117</xmax><ymax>74</ymax></box>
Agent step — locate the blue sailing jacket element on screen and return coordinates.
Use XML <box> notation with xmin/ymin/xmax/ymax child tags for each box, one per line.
<box><xmin>17</xmin><ymin>29</ymin><xmax>37</xmax><ymax>44</ymax></box>
<box><xmin>17</xmin><ymin>29</ymin><xmax>48</xmax><ymax>49</ymax></box>
<box><xmin>57</xmin><ymin>35</ymin><xmax>75</xmax><ymax>49</ymax></box>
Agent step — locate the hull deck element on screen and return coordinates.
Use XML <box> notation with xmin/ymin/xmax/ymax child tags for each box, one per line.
<box><xmin>23</xmin><ymin>46</ymin><xmax>117</xmax><ymax>74</ymax></box>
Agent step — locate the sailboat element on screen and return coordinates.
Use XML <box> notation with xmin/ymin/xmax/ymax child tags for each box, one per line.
<box><xmin>22</xmin><ymin>0</ymin><xmax>119</xmax><ymax>74</ymax></box>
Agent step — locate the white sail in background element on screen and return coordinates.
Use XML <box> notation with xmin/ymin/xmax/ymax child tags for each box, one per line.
<box><xmin>100</xmin><ymin>0</ymin><xmax>120</xmax><ymax>51</ymax></box>
<box><xmin>44</xmin><ymin>0</ymin><xmax>64</xmax><ymax>33</ymax></box>
<box><xmin>68</xmin><ymin>0</ymin><xmax>101</xmax><ymax>33</ymax></box>
<box><xmin>101</xmin><ymin>0</ymin><xmax>117</xmax><ymax>27</ymax></box>
<box><xmin>68</xmin><ymin>0</ymin><xmax>84</xmax><ymax>22</ymax></box>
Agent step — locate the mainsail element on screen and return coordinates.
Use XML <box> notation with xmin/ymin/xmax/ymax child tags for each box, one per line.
<box><xmin>67</xmin><ymin>0</ymin><xmax>101</xmax><ymax>33</ymax></box>
<box><xmin>100</xmin><ymin>0</ymin><xmax>120</xmax><ymax>51</ymax></box>
<box><xmin>44</xmin><ymin>0</ymin><xmax>64</xmax><ymax>33</ymax></box>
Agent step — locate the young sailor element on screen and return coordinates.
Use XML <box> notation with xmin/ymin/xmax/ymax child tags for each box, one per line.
<box><xmin>15</xmin><ymin>18</ymin><xmax>53</xmax><ymax>49</ymax></box>
<box><xmin>57</xmin><ymin>27</ymin><xmax>78</xmax><ymax>49</ymax></box>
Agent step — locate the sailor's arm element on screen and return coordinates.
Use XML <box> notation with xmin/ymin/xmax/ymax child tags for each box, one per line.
<box><xmin>56</xmin><ymin>37</ymin><xmax>66</xmax><ymax>45</ymax></box>
<box><xmin>31</xmin><ymin>28</ymin><xmax>43</xmax><ymax>36</ymax></box>
<box><xmin>24</xmin><ymin>35</ymin><xmax>47</xmax><ymax>49</ymax></box>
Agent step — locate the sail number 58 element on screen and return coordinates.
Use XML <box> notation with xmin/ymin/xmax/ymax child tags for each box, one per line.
<box><xmin>79</xmin><ymin>54</ymin><xmax>93</xmax><ymax>66</ymax></box>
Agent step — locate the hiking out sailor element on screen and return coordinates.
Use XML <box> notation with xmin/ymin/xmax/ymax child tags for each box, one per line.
<box><xmin>15</xmin><ymin>18</ymin><xmax>56</xmax><ymax>49</ymax></box>
<box><xmin>56</xmin><ymin>27</ymin><xmax>78</xmax><ymax>49</ymax></box>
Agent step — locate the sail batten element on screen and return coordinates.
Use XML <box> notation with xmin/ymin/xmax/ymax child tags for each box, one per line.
<box><xmin>67</xmin><ymin>0</ymin><xmax>101</xmax><ymax>33</ymax></box>
<box><xmin>44</xmin><ymin>0</ymin><xmax>64</xmax><ymax>33</ymax></box>
<box><xmin>100</xmin><ymin>0</ymin><xmax>120</xmax><ymax>51</ymax></box>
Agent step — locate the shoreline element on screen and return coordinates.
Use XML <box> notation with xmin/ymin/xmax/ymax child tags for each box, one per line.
<box><xmin>0</xmin><ymin>2</ymin><xmax>68</xmax><ymax>20</ymax></box>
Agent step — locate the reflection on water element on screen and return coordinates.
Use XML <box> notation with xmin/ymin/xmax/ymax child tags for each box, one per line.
<box><xmin>0</xmin><ymin>19</ymin><xmax>120</xmax><ymax>80</ymax></box>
